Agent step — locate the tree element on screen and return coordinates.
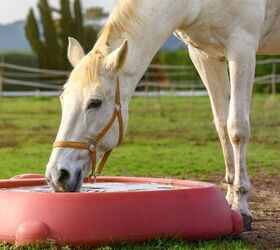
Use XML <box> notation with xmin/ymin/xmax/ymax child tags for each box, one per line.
<box><xmin>74</xmin><ymin>0</ymin><xmax>85</xmax><ymax>46</ymax></box>
<box><xmin>73</xmin><ymin>0</ymin><xmax>98</xmax><ymax>52</ymax></box>
<box><xmin>25</xmin><ymin>9</ymin><xmax>46</xmax><ymax>68</ymax></box>
<box><xmin>85</xmin><ymin>7</ymin><xmax>109</xmax><ymax>20</ymax></box>
<box><xmin>60</xmin><ymin>0</ymin><xmax>73</xmax><ymax>69</ymax></box>
<box><xmin>83</xmin><ymin>26</ymin><xmax>98</xmax><ymax>52</ymax></box>
<box><xmin>38</xmin><ymin>0</ymin><xmax>62</xmax><ymax>69</ymax></box>
<box><xmin>25</xmin><ymin>0</ymin><xmax>98</xmax><ymax>70</ymax></box>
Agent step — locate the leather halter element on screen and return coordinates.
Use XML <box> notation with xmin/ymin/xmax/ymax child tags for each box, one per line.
<box><xmin>53</xmin><ymin>78</ymin><xmax>124</xmax><ymax>180</ymax></box>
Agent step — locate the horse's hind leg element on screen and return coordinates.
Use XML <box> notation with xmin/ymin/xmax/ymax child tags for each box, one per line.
<box><xmin>227</xmin><ymin>37</ymin><xmax>258</xmax><ymax>231</ymax></box>
<box><xmin>189</xmin><ymin>47</ymin><xmax>235</xmax><ymax>206</ymax></box>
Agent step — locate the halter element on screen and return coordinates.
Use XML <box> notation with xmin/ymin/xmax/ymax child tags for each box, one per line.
<box><xmin>53</xmin><ymin>77</ymin><xmax>124</xmax><ymax>180</ymax></box>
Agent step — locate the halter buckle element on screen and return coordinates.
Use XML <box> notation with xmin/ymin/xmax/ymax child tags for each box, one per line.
<box><xmin>88</xmin><ymin>143</ymin><xmax>97</xmax><ymax>152</ymax></box>
<box><xmin>88</xmin><ymin>172</ymin><xmax>99</xmax><ymax>183</ymax></box>
<box><xmin>115</xmin><ymin>103</ymin><xmax>121</xmax><ymax>112</ymax></box>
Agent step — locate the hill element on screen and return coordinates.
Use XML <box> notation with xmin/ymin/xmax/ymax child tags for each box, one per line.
<box><xmin>0</xmin><ymin>21</ymin><xmax>31</xmax><ymax>52</ymax></box>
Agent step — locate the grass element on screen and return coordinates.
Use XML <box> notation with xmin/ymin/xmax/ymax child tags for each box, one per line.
<box><xmin>0</xmin><ymin>238</ymin><xmax>253</xmax><ymax>250</ymax></box>
<box><xmin>0</xmin><ymin>94</ymin><xmax>279</xmax><ymax>249</ymax></box>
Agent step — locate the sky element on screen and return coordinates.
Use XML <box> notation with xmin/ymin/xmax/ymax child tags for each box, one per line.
<box><xmin>0</xmin><ymin>0</ymin><xmax>115</xmax><ymax>25</ymax></box>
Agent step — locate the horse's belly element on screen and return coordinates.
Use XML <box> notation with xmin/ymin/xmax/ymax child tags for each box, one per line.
<box><xmin>175</xmin><ymin>28</ymin><xmax>226</xmax><ymax>60</ymax></box>
<box><xmin>257</xmin><ymin>1</ymin><xmax>280</xmax><ymax>55</ymax></box>
<box><xmin>176</xmin><ymin>0</ymin><xmax>280</xmax><ymax>56</ymax></box>
<box><xmin>258</xmin><ymin>30</ymin><xmax>280</xmax><ymax>55</ymax></box>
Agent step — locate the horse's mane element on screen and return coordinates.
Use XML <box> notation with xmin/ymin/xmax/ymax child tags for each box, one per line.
<box><xmin>65</xmin><ymin>0</ymin><xmax>139</xmax><ymax>94</ymax></box>
<box><xmin>94</xmin><ymin>0</ymin><xmax>139</xmax><ymax>56</ymax></box>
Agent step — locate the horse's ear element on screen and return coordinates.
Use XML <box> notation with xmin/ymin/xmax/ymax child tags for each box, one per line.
<box><xmin>105</xmin><ymin>40</ymin><xmax>128</xmax><ymax>73</ymax></box>
<box><xmin>67</xmin><ymin>37</ymin><xmax>85</xmax><ymax>67</ymax></box>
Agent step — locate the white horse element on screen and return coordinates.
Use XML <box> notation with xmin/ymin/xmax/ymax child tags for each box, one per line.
<box><xmin>46</xmin><ymin>0</ymin><xmax>280</xmax><ymax>230</ymax></box>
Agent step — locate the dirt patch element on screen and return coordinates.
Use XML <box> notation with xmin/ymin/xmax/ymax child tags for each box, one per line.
<box><xmin>0</xmin><ymin>140</ymin><xmax>19</xmax><ymax>148</ymax></box>
<box><xmin>241</xmin><ymin>174</ymin><xmax>280</xmax><ymax>250</ymax></box>
<box><xmin>204</xmin><ymin>173</ymin><xmax>280</xmax><ymax>250</ymax></box>
<box><xmin>31</xmin><ymin>125</ymin><xmax>52</xmax><ymax>131</ymax></box>
<box><xmin>0</xmin><ymin>122</ymin><xmax>19</xmax><ymax>130</ymax></box>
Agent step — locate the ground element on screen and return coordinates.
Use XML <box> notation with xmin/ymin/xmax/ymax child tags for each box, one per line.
<box><xmin>0</xmin><ymin>95</ymin><xmax>279</xmax><ymax>250</ymax></box>
<box><xmin>211</xmin><ymin>173</ymin><xmax>280</xmax><ymax>250</ymax></box>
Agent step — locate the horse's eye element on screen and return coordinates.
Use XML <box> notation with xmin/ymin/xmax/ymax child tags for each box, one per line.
<box><xmin>87</xmin><ymin>99</ymin><xmax>102</xmax><ymax>110</ymax></box>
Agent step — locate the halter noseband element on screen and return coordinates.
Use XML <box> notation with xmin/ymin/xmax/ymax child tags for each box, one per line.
<box><xmin>53</xmin><ymin>77</ymin><xmax>124</xmax><ymax>180</ymax></box>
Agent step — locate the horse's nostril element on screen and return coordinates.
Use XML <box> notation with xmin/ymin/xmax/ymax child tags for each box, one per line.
<box><xmin>58</xmin><ymin>169</ymin><xmax>70</xmax><ymax>184</ymax></box>
<box><xmin>76</xmin><ymin>170</ymin><xmax>82</xmax><ymax>179</ymax></box>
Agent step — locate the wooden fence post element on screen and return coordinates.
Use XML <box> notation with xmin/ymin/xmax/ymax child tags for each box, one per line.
<box><xmin>271</xmin><ymin>61</ymin><xmax>276</xmax><ymax>95</ymax></box>
<box><xmin>0</xmin><ymin>56</ymin><xmax>4</xmax><ymax>99</ymax></box>
<box><xmin>144</xmin><ymin>73</ymin><xmax>149</xmax><ymax>114</ymax></box>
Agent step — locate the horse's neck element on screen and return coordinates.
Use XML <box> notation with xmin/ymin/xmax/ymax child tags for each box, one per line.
<box><xmin>107</xmin><ymin>0</ymin><xmax>196</xmax><ymax>99</ymax></box>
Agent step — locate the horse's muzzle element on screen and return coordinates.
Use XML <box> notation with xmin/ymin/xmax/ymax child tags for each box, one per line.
<box><xmin>46</xmin><ymin>166</ymin><xmax>83</xmax><ymax>192</ymax></box>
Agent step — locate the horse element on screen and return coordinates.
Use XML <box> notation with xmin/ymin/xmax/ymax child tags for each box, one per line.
<box><xmin>45</xmin><ymin>0</ymin><xmax>280</xmax><ymax>230</ymax></box>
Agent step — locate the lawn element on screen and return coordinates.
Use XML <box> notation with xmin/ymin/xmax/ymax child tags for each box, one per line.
<box><xmin>0</xmin><ymin>94</ymin><xmax>279</xmax><ymax>250</ymax></box>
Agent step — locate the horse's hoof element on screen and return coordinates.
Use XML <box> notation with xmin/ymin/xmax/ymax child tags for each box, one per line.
<box><xmin>242</xmin><ymin>213</ymin><xmax>252</xmax><ymax>231</ymax></box>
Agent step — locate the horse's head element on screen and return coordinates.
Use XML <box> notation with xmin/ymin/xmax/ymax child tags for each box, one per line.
<box><xmin>46</xmin><ymin>37</ymin><xmax>129</xmax><ymax>192</ymax></box>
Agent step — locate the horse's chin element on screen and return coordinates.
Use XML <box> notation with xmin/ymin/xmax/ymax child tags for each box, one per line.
<box><xmin>47</xmin><ymin>178</ymin><xmax>83</xmax><ymax>193</ymax></box>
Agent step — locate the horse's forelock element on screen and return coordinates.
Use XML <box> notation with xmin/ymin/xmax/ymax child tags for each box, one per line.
<box><xmin>63</xmin><ymin>0</ymin><xmax>140</xmax><ymax>97</ymax></box>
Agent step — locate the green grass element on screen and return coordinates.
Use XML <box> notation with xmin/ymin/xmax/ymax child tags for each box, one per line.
<box><xmin>0</xmin><ymin>238</ymin><xmax>253</xmax><ymax>250</ymax></box>
<box><xmin>0</xmin><ymin>95</ymin><xmax>279</xmax><ymax>178</ymax></box>
<box><xmin>0</xmin><ymin>94</ymin><xmax>279</xmax><ymax>249</ymax></box>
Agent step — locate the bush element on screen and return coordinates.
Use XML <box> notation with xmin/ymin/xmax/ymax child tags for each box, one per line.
<box><xmin>0</xmin><ymin>52</ymin><xmax>38</xmax><ymax>67</ymax></box>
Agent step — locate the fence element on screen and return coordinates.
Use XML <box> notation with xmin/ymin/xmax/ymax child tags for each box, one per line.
<box><xmin>0</xmin><ymin>59</ymin><xmax>279</xmax><ymax>97</ymax></box>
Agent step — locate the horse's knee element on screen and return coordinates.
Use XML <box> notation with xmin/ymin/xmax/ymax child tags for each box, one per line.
<box><xmin>215</xmin><ymin>119</ymin><xmax>229</xmax><ymax>141</ymax></box>
<box><xmin>227</xmin><ymin>117</ymin><xmax>250</xmax><ymax>145</ymax></box>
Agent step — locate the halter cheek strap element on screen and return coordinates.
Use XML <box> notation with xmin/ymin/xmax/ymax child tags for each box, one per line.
<box><xmin>53</xmin><ymin>77</ymin><xmax>124</xmax><ymax>180</ymax></box>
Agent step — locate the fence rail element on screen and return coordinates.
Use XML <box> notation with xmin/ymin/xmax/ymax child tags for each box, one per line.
<box><xmin>0</xmin><ymin>58</ymin><xmax>279</xmax><ymax>97</ymax></box>
<box><xmin>0</xmin><ymin>62</ymin><xmax>68</xmax><ymax>75</ymax></box>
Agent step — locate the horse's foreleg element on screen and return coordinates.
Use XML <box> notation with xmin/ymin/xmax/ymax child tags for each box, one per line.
<box><xmin>189</xmin><ymin>47</ymin><xmax>235</xmax><ymax>206</ymax></box>
<box><xmin>227</xmin><ymin>40</ymin><xmax>257</xmax><ymax>231</ymax></box>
